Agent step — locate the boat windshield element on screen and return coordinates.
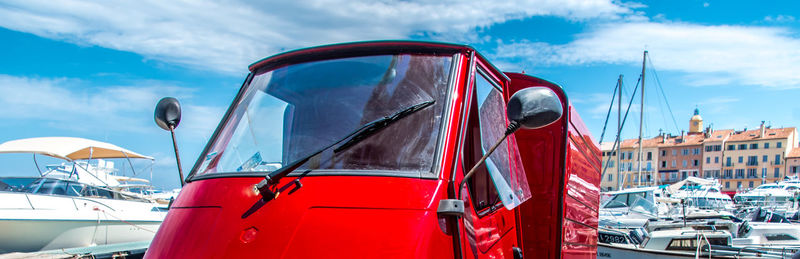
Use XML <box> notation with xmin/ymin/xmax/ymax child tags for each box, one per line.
<box><xmin>757</xmin><ymin>185</ymin><xmax>781</xmax><ymax>189</ymax></box>
<box><xmin>194</xmin><ymin>54</ymin><xmax>453</xmax><ymax>177</ymax></box>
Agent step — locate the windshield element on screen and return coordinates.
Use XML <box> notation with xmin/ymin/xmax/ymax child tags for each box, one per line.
<box><xmin>194</xmin><ymin>54</ymin><xmax>453</xmax><ymax>177</ymax></box>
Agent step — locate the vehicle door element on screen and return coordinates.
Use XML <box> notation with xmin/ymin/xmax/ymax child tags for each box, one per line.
<box><xmin>458</xmin><ymin>62</ymin><xmax>529</xmax><ymax>258</ymax></box>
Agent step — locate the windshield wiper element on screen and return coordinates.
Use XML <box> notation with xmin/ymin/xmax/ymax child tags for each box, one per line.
<box><xmin>255</xmin><ymin>100</ymin><xmax>435</xmax><ymax>199</ymax></box>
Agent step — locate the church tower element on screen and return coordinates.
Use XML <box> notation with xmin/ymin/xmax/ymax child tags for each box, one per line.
<box><xmin>689</xmin><ymin>108</ymin><xmax>703</xmax><ymax>134</ymax></box>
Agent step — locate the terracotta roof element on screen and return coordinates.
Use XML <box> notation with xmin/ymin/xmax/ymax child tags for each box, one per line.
<box><xmin>618</xmin><ymin>137</ymin><xmax>663</xmax><ymax>149</ymax></box>
<box><xmin>704</xmin><ymin>129</ymin><xmax>734</xmax><ymax>142</ymax></box>
<box><xmin>788</xmin><ymin>148</ymin><xmax>800</xmax><ymax>158</ymax></box>
<box><xmin>726</xmin><ymin>127</ymin><xmax>796</xmax><ymax>142</ymax></box>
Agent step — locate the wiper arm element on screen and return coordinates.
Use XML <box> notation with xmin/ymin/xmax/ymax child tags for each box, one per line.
<box><xmin>255</xmin><ymin>100</ymin><xmax>435</xmax><ymax>199</ymax></box>
<box><xmin>334</xmin><ymin>100</ymin><xmax>434</xmax><ymax>153</ymax></box>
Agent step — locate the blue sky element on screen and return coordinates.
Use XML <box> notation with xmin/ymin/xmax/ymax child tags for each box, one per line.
<box><xmin>1</xmin><ymin>0</ymin><xmax>799</xmax><ymax>189</ymax></box>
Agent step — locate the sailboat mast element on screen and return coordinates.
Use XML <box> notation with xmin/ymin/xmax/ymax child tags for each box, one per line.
<box><xmin>637</xmin><ymin>50</ymin><xmax>647</xmax><ymax>187</ymax></box>
<box><xmin>617</xmin><ymin>74</ymin><xmax>623</xmax><ymax>190</ymax></box>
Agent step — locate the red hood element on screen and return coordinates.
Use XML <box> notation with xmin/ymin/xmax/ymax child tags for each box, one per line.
<box><xmin>146</xmin><ymin>176</ymin><xmax>453</xmax><ymax>258</ymax></box>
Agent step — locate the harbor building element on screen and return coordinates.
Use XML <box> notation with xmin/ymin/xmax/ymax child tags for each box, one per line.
<box><xmin>718</xmin><ymin>123</ymin><xmax>797</xmax><ymax>192</ymax></box>
<box><xmin>616</xmin><ymin>137</ymin><xmax>661</xmax><ymax>189</ymax></box>
<box><xmin>600</xmin><ymin>142</ymin><xmax>618</xmax><ymax>191</ymax></box>
<box><xmin>657</xmin><ymin>133</ymin><xmax>704</xmax><ymax>184</ymax></box>
<box><xmin>786</xmin><ymin>148</ymin><xmax>800</xmax><ymax>177</ymax></box>
<box><xmin>701</xmin><ymin>128</ymin><xmax>734</xmax><ymax>179</ymax></box>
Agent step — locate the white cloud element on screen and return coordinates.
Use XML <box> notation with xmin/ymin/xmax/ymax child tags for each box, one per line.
<box><xmin>0</xmin><ymin>0</ymin><xmax>631</xmax><ymax>74</ymax></box>
<box><xmin>765</xmin><ymin>15</ymin><xmax>796</xmax><ymax>23</ymax></box>
<box><xmin>495</xmin><ymin>21</ymin><xmax>800</xmax><ymax>88</ymax></box>
<box><xmin>0</xmin><ymin>74</ymin><xmax>225</xmax><ymax>138</ymax></box>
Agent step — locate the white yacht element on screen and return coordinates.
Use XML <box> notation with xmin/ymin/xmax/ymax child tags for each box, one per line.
<box><xmin>0</xmin><ymin>137</ymin><xmax>169</xmax><ymax>253</ymax></box>
<box><xmin>734</xmin><ymin>183</ymin><xmax>796</xmax><ymax>208</ymax></box>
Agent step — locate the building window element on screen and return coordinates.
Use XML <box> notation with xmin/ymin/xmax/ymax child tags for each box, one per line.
<box><xmin>765</xmin><ymin>142</ymin><xmax>770</xmax><ymax>148</ymax></box>
<box><xmin>725</xmin><ymin>181</ymin><xmax>730</xmax><ymax>188</ymax></box>
<box><xmin>793</xmin><ymin>166</ymin><xmax>799</xmax><ymax>174</ymax></box>
<box><xmin>726</xmin><ymin>157</ymin><xmax>732</xmax><ymax>166</ymax></box>
<box><xmin>706</xmin><ymin>157</ymin><xmax>711</xmax><ymax>164</ymax></box>
<box><xmin>609</xmin><ymin>161</ymin><xmax>615</xmax><ymax>168</ymax></box>
<box><xmin>738</xmin><ymin>156</ymin><xmax>743</xmax><ymax>163</ymax></box>
<box><xmin>747</xmin><ymin>168</ymin><xmax>757</xmax><ymax>178</ymax></box>
<box><xmin>714</xmin><ymin>145</ymin><xmax>722</xmax><ymax>151</ymax></box>
<box><xmin>683</xmin><ymin>160</ymin><xmax>688</xmax><ymax>167</ymax></box>
<box><xmin>672</xmin><ymin>150</ymin><xmax>677</xmax><ymax>156</ymax></box>
<box><xmin>661</xmin><ymin>150</ymin><xmax>666</xmax><ymax>156</ymax></box>
<box><xmin>608</xmin><ymin>174</ymin><xmax>613</xmax><ymax>181</ymax></box>
<box><xmin>775</xmin><ymin>168</ymin><xmax>780</xmax><ymax>178</ymax></box>
<box><xmin>628</xmin><ymin>152</ymin><xmax>633</xmax><ymax>160</ymax></box>
<box><xmin>715</xmin><ymin>170</ymin><xmax>720</xmax><ymax>178</ymax></box>
<box><xmin>749</xmin><ymin>181</ymin><xmax>754</xmax><ymax>188</ymax></box>
<box><xmin>646</xmin><ymin>162</ymin><xmax>652</xmax><ymax>171</ymax></box>
<box><xmin>763</xmin><ymin>155</ymin><xmax>768</xmax><ymax>162</ymax></box>
<box><xmin>751</xmin><ymin>143</ymin><xmax>758</xmax><ymax>149</ymax></box>
<box><xmin>736</xmin><ymin>169</ymin><xmax>745</xmax><ymax>178</ymax></box>
<box><xmin>728</xmin><ymin>145</ymin><xmax>735</xmax><ymax>150</ymax></box>
<box><xmin>715</xmin><ymin>157</ymin><xmax>719</xmax><ymax>163</ymax></box>
<box><xmin>671</xmin><ymin>172</ymin><xmax>677</xmax><ymax>180</ymax></box>
<box><xmin>747</xmin><ymin>156</ymin><xmax>758</xmax><ymax>166</ymax></box>
<box><xmin>672</xmin><ymin>160</ymin><xmax>676</xmax><ymax>167</ymax></box>
<box><xmin>693</xmin><ymin>160</ymin><xmax>699</xmax><ymax>166</ymax></box>
<box><xmin>778</xmin><ymin>142</ymin><xmax>783</xmax><ymax>148</ymax></box>
<box><xmin>724</xmin><ymin>169</ymin><xmax>733</xmax><ymax>179</ymax></box>
<box><xmin>739</xmin><ymin>144</ymin><xmax>747</xmax><ymax>150</ymax></box>
<box><xmin>661</xmin><ymin>161</ymin><xmax>667</xmax><ymax>168</ymax></box>
<box><xmin>694</xmin><ymin>148</ymin><xmax>701</xmax><ymax>155</ymax></box>
<box><xmin>682</xmin><ymin>171</ymin><xmax>687</xmax><ymax>178</ymax></box>
<box><xmin>775</xmin><ymin>155</ymin><xmax>781</xmax><ymax>165</ymax></box>
<box><xmin>705</xmin><ymin>146</ymin><xmax>713</xmax><ymax>152</ymax></box>
<box><xmin>738</xmin><ymin>182</ymin><xmax>742</xmax><ymax>188</ymax></box>
<box><xmin>647</xmin><ymin>152</ymin><xmax>652</xmax><ymax>161</ymax></box>
<box><xmin>762</xmin><ymin>168</ymin><xmax>767</xmax><ymax>178</ymax></box>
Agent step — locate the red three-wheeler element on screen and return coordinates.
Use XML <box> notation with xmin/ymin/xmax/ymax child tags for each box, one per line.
<box><xmin>148</xmin><ymin>41</ymin><xmax>601</xmax><ymax>259</ymax></box>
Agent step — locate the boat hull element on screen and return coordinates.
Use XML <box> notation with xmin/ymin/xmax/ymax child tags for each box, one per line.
<box><xmin>0</xmin><ymin>218</ymin><xmax>160</xmax><ymax>253</ymax></box>
<box><xmin>0</xmin><ymin>192</ymin><xmax>164</xmax><ymax>253</ymax></box>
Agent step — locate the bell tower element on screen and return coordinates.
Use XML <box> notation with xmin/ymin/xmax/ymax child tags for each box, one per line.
<box><xmin>689</xmin><ymin>107</ymin><xmax>703</xmax><ymax>134</ymax></box>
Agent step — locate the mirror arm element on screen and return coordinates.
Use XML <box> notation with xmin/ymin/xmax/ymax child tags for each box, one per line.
<box><xmin>458</xmin><ymin>124</ymin><xmax>518</xmax><ymax>194</ymax></box>
<box><xmin>169</xmin><ymin>124</ymin><xmax>185</xmax><ymax>187</ymax></box>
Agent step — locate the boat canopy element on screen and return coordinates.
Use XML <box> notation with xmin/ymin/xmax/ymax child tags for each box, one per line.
<box><xmin>667</xmin><ymin>176</ymin><xmax>716</xmax><ymax>193</ymax></box>
<box><xmin>0</xmin><ymin>137</ymin><xmax>153</xmax><ymax>160</ymax></box>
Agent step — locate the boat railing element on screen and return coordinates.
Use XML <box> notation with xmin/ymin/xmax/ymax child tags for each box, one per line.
<box><xmin>705</xmin><ymin>244</ymin><xmax>800</xmax><ymax>258</ymax></box>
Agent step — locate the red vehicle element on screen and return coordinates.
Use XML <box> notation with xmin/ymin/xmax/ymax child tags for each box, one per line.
<box><xmin>148</xmin><ymin>41</ymin><xmax>601</xmax><ymax>259</ymax></box>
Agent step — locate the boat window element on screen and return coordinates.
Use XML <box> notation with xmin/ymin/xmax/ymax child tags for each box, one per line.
<box><xmin>0</xmin><ymin>177</ymin><xmax>39</xmax><ymax>192</ymax></box>
<box><xmin>65</xmin><ymin>182</ymin><xmax>86</xmax><ymax>197</ymax></box>
<box><xmin>29</xmin><ymin>179</ymin><xmax>68</xmax><ymax>195</ymax></box>
<box><xmin>765</xmin><ymin>233</ymin><xmax>798</xmax><ymax>241</ymax></box>
<box><xmin>83</xmin><ymin>186</ymin><xmax>114</xmax><ymax>199</ymax></box>
<box><xmin>604</xmin><ymin>193</ymin><xmax>629</xmax><ymax>208</ymax></box>
<box><xmin>195</xmin><ymin>54</ymin><xmax>453</xmax><ymax>178</ymax></box>
<box><xmin>666</xmin><ymin>238</ymin><xmax>727</xmax><ymax>251</ymax></box>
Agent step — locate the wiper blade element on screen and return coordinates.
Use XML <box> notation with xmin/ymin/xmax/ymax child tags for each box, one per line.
<box><xmin>334</xmin><ymin>100</ymin><xmax>434</xmax><ymax>153</ymax></box>
<box><xmin>256</xmin><ymin>100</ymin><xmax>435</xmax><ymax>199</ymax></box>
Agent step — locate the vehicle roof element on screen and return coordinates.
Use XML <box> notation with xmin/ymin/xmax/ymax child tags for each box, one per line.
<box><xmin>247</xmin><ymin>40</ymin><xmax>508</xmax><ymax>82</ymax></box>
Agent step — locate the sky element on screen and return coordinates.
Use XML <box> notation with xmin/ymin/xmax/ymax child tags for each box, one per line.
<box><xmin>1</xmin><ymin>0</ymin><xmax>800</xmax><ymax>189</ymax></box>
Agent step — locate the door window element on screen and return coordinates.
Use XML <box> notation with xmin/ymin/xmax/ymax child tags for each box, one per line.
<box><xmin>464</xmin><ymin>68</ymin><xmax>530</xmax><ymax>213</ymax></box>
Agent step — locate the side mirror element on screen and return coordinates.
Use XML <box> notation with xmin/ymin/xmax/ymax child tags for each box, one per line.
<box><xmin>155</xmin><ymin>97</ymin><xmax>182</xmax><ymax>131</ymax></box>
<box><xmin>154</xmin><ymin>97</ymin><xmax>185</xmax><ymax>187</ymax></box>
<box><xmin>506</xmin><ymin>87</ymin><xmax>563</xmax><ymax>131</ymax></box>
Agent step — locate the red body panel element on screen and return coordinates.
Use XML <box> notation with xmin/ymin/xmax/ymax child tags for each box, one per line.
<box><xmin>146</xmin><ymin>42</ymin><xmax>600</xmax><ymax>259</ymax></box>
